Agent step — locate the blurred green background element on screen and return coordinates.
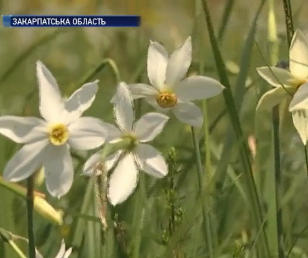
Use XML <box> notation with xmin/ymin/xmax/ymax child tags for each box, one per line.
<box><xmin>1</xmin><ymin>0</ymin><xmax>308</xmax><ymax>257</ymax></box>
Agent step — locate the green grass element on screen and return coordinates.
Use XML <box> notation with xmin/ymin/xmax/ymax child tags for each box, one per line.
<box><xmin>1</xmin><ymin>0</ymin><xmax>308</xmax><ymax>257</ymax></box>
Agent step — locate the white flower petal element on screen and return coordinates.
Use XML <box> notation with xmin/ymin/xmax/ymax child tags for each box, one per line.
<box><xmin>82</xmin><ymin>152</ymin><xmax>101</xmax><ymax>176</ymax></box>
<box><xmin>64</xmin><ymin>248</ymin><xmax>73</xmax><ymax>258</ymax></box>
<box><xmin>110</xmin><ymin>83</ymin><xmax>157</xmax><ymax>103</ymax></box>
<box><xmin>54</xmin><ymin>240</ymin><xmax>66</xmax><ymax>258</ymax></box>
<box><xmin>257</xmin><ymin>67</ymin><xmax>298</xmax><ymax>87</ymax></box>
<box><xmin>175</xmin><ymin>75</ymin><xmax>225</xmax><ymax>101</ymax></box>
<box><xmin>289</xmin><ymin>82</ymin><xmax>308</xmax><ymax>111</ymax></box>
<box><xmin>128</xmin><ymin>83</ymin><xmax>158</xmax><ymax>99</ymax></box>
<box><xmin>147</xmin><ymin>41</ymin><xmax>168</xmax><ymax>90</ymax></box>
<box><xmin>64</xmin><ymin>81</ymin><xmax>99</xmax><ymax>125</ymax></box>
<box><xmin>35</xmin><ymin>249</ymin><xmax>44</xmax><ymax>258</ymax></box>
<box><xmin>36</xmin><ymin>61</ymin><xmax>65</xmax><ymax>123</ymax></box>
<box><xmin>165</xmin><ymin>37</ymin><xmax>192</xmax><ymax>85</ymax></box>
<box><xmin>291</xmin><ymin>110</ymin><xmax>308</xmax><ymax>145</ymax></box>
<box><xmin>68</xmin><ymin>117</ymin><xmax>107</xmax><ymax>150</ymax></box>
<box><xmin>134</xmin><ymin>143</ymin><xmax>168</xmax><ymax>178</ymax></box>
<box><xmin>36</xmin><ymin>239</ymin><xmax>72</xmax><ymax>258</ymax></box>
<box><xmin>256</xmin><ymin>87</ymin><xmax>291</xmax><ymax>111</ymax></box>
<box><xmin>133</xmin><ymin>112</ymin><xmax>169</xmax><ymax>142</ymax></box>
<box><xmin>43</xmin><ymin>145</ymin><xmax>74</xmax><ymax>198</ymax></box>
<box><xmin>82</xmin><ymin>150</ymin><xmax>122</xmax><ymax>176</ymax></box>
<box><xmin>113</xmin><ymin>82</ymin><xmax>134</xmax><ymax>132</ymax></box>
<box><xmin>105</xmin><ymin>150</ymin><xmax>122</xmax><ymax>172</ymax></box>
<box><xmin>173</xmin><ymin>101</ymin><xmax>203</xmax><ymax>127</ymax></box>
<box><xmin>3</xmin><ymin>140</ymin><xmax>48</xmax><ymax>182</ymax></box>
<box><xmin>35</xmin><ymin>250</ymin><xmax>44</xmax><ymax>258</ymax></box>
<box><xmin>108</xmin><ymin>153</ymin><xmax>138</xmax><ymax>206</ymax></box>
<box><xmin>289</xmin><ymin>30</ymin><xmax>308</xmax><ymax>79</ymax></box>
<box><xmin>98</xmin><ymin>122</ymin><xmax>122</xmax><ymax>141</ymax></box>
<box><xmin>0</xmin><ymin>116</ymin><xmax>46</xmax><ymax>144</ymax></box>
<box><xmin>54</xmin><ymin>240</ymin><xmax>72</xmax><ymax>258</ymax></box>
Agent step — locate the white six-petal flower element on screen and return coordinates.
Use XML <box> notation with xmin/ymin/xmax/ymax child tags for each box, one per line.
<box><xmin>83</xmin><ymin>82</ymin><xmax>169</xmax><ymax>206</ymax></box>
<box><xmin>117</xmin><ymin>37</ymin><xmax>224</xmax><ymax>128</ymax></box>
<box><xmin>0</xmin><ymin>61</ymin><xmax>108</xmax><ymax>198</ymax></box>
<box><xmin>257</xmin><ymin>29</ymin><xmax>308</xmax><ymax>145</ymax></box>
<box><xmin>36</xmin><ymin>239</ymin><xmax>72</xmax><ymax>258</ymax></box>
<box><xmin>257</xmin><ymin>29</ymin><xmax>308</xmax><ymax>111</ymax></box>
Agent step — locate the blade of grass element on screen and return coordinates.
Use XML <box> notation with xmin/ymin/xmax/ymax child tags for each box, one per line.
<box><xmin>217</xmin><ymin>0</ymin><xmax>235</xmax><ymax>43</ymax></box>
<box><xmin>264</xmin><ymin>0</ymin><xmax>284</xmax><ymax>256</ymax></box>
<box><xmin>199</xmin><ymin>0</ymin><xmax>270</xmax><ymax>257</ymax></box>
<box><xmin>0</xmin><ymin>29</ymin><xmax>67</xmax><ymax>85</ymax></box>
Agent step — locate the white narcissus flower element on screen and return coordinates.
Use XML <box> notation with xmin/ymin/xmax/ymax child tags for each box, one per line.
<box><xmin>257</xmin><ymin>29</ymin><xmax>308</xmax><ymax>111</ymax></box>
<box><xmin>36</xmin><ymin>239</ymin><xmax>72</xmax><ymax>258</ymax></box>
<box><xmin>256</xmin><ymin>29</ymin><xmax>308</xmax><ymax>145</ymax></box>
<box><xmin>0</xmin><ymin>61</ymin><xmax>108</xmax><ymax>198</ymax></box>
<box><xmin>118</xmin><ymin>37</ymin><xmax>224</xmax><ymax>128</ymax></box>
<box><xmin>83</xmin><ymin>82</ymin><xmax>169</xmax><ymax>206</ymax></box>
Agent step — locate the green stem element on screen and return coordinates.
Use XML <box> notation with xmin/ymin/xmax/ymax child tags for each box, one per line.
<box><xmin>218</xmin><ymin>0</ymin><xmax>235</xmax><ymax>43</ymax></box>
<box><xmin>203</xmin><ymin>102</ymin><xmax>218</xmax><ymax>248</ymax></box>
<box><xmin>0</xmin><ymin>228</ymin><xmax>27</xmax><ymax>258</ymax></box>
<box><xmin>268</xmin><ymin>0</ymin><xmax>284</xmax><ymax>256</ymax></box>
<box><xmin>272</xmin><ymin>106</ymin><xmax>284</xmax><ymax>258</ymax></box>
<box><xmin>105</xmin><ymin>200</ymin><xmax>115</xmax><ymax>258</ymax></box>
<box><xmin>70</xmin><ymin>180</ymin><xmax>94</xmax><ymax>248</ymax></box>
<box><xmin>132</xmin><ymin>174</ymin><xmax>145</xmax><ymax>258</ymax></box>
<box><xmin>26</xmin><ymin>176</ymin><xmax>36</xmax><ymax>258</ymax></box>
<box><xmin>100</xmin><ymin>138</ymin><xmax>134</xmax><ymax>161</ymax></box>
<box><xmin>8</xmin><ymin>241</ymin><xmax>27</xmax><ymax>258</ymax></box>
<box><xmin>191</xmin><ymin>127</ymin><xmax>213</xmax><ymax>258</ymax></box>
<box><xmin>282</xmin><ymin>0</ymin><xmax>294</xmax><ymax>46</ymax></box>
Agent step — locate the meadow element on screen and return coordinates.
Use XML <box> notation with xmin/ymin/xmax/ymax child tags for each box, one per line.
<box><xmin>1</xmin><ymin>0</ymin><xmax>308</xmax><ymax>257</ymax></box>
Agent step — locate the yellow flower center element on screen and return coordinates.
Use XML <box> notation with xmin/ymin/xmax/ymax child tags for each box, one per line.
<box><xmin>156</xmin><ymin>92</ymin><xmax>177</xmax><ymax>108</ymax></box>
<box><xmin>48</xmin><ymin>124</ymin><xmax>69</xmax><ymax>146</ymax></box>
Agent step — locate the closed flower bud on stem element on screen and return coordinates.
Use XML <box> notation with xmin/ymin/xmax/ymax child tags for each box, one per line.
<box><xmin>34</xmin><ymin>196</ymin><xmax>63</xmax><ymax>225</ymax></box>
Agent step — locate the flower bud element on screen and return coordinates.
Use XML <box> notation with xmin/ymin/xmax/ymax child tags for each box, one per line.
<box><xmin>34</xmin><ymin>196</ymin><xmax>63</xmax><ymax>225</ymax></box>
